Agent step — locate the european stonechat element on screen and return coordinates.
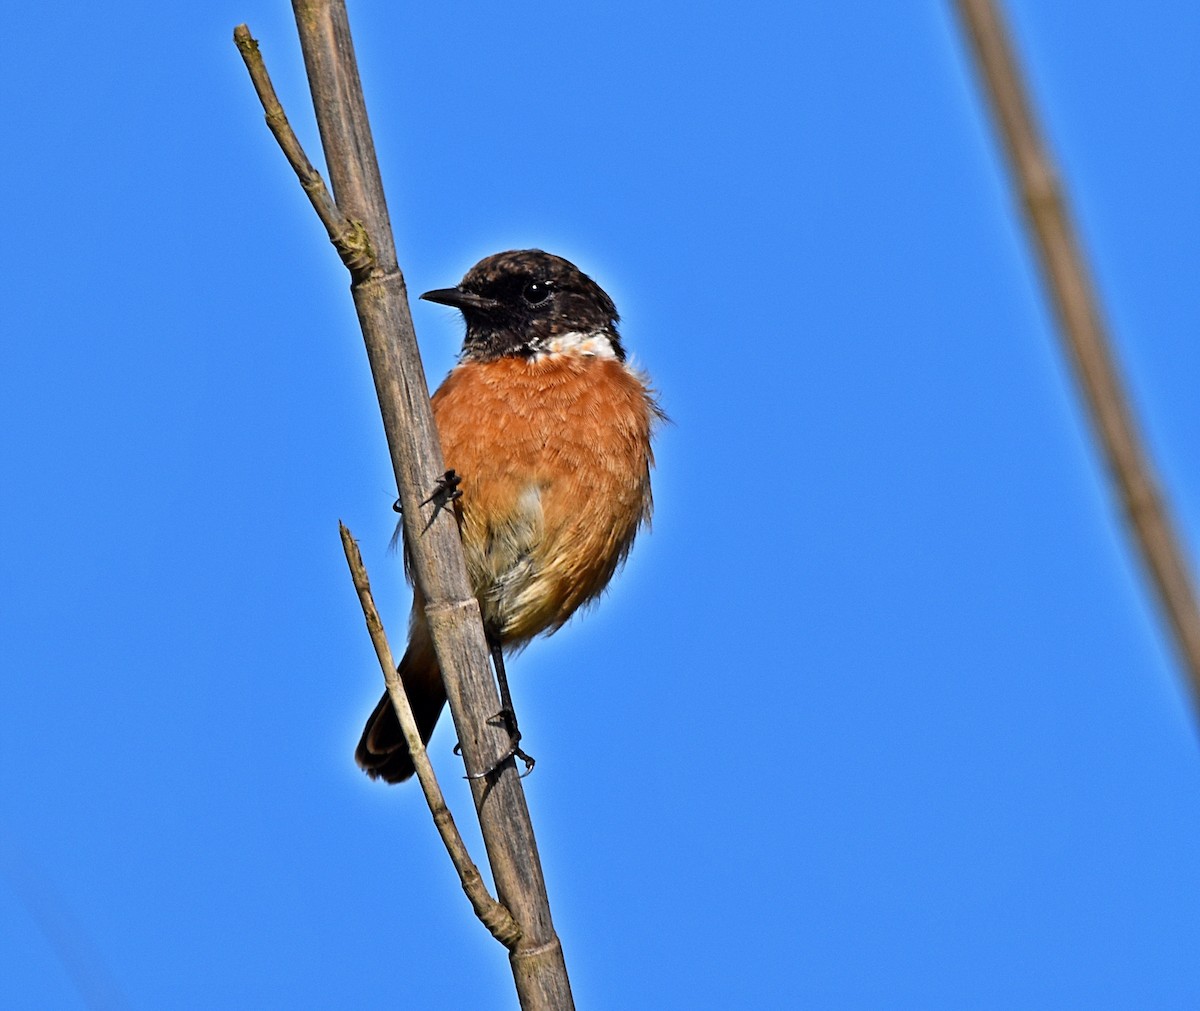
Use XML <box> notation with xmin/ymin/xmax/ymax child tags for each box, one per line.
<box><xmin>356</xmin><ymin>249</ymin><xmax>661</xmax><ymax>783</ymax></box>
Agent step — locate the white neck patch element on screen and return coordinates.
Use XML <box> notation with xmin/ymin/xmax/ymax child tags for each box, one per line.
<box><xmin>535</xmin><ymin>330</ymin><xmax>618</xmax><ymax>361</ymax></box>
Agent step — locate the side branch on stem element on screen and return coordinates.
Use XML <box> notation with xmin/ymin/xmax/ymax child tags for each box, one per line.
<box><xmin>339</xmin><ymin>523</ymin><xmax>520</xmax><ymax>948</ymax></box>
<box><xmin>233</xmin><ymin>25</ymin><xmax>373</xmax><ymax>274</ymax></box>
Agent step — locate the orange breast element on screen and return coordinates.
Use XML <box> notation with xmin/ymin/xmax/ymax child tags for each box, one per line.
<box><xmin>431</xmin><ymin>354</ymin><xmax>658</xmax><ymax>643</ymax></box>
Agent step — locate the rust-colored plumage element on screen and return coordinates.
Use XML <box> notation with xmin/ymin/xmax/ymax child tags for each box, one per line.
<box><xmin>356</xmin><ymin>250</ymin><xmax>660</xmax><ymax>783</ymax></box>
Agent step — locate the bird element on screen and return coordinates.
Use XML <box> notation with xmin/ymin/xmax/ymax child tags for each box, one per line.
<box><xmin>356</xmin><ymin>249</ymin><xmax>663</xmax><ymax>783</ymax></box>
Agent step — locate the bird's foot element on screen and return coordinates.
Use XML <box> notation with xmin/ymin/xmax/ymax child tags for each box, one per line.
<box><xmin>463</xmin><ymin>708</ymin><xmax>535</xmax><ymax>780</ymax></box>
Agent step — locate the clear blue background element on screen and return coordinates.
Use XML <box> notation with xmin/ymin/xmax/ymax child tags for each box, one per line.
<box><xmin>3</xmin><ymin>3</ymin><xmax>1199</xmax><ymax>1008</ymax></box>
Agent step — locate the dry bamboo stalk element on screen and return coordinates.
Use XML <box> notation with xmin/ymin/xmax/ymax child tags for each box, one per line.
<box><xmin>234</xmin><ymin>8</ymin><xmax>574</xmax><ymax>1007</ymax></box>
<box><xmin>953</xmin><ymin>0</ymin><xmax>1200</xmax><ymax>712</ymax></box>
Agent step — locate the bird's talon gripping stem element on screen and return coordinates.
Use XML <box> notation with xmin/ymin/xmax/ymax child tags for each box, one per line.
<box><xmin>462</xmin><ymin>707</ymin><xmax>536</xmax><ymax>779</ymax></box>
<box><xmin>486</xmin><ymin>707</ymin><xmax>518</xmax><ymax>734</ymax></box>
<box><xmin>464</xmin><ymin>743</ymin><xmax>536</xmax><ymax>780</ymax></box>
<box><xmin>515</xmin><ymin>749</ymin><xmax>536</xmax><ymax>777</ymax></box>
<box><xmin>458</xmin><ymin>626</ymin><xmax>537</xmax><ymax>780</ymax></box>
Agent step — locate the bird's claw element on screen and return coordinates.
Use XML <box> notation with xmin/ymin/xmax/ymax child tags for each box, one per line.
<box><xmin>464</xmin><ymin>744</ymin><xmax>536</xmax><ymax>780</ymax></box>
<box><xmin>462</xmin><ymin>708</ymin><xmax>536</xmax><ymax>780</ymax></box>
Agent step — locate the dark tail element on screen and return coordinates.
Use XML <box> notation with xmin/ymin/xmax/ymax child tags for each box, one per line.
<box><xmin>355</xmin><ymin>622</ymin><xmax>446</xmax><ymax>784</ymax></box>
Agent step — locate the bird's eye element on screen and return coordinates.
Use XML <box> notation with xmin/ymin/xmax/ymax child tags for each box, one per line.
<box><xmin>522</xmin><ymin>280</ymin><xmax>552</xmax><ymax>305</ymax></box>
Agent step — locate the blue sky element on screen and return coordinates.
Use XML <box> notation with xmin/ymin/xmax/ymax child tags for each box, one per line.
<box><xmin>3</xmin><ymin>3</ymin><xmax>1200</xmax><ymax>1008</ymax></box>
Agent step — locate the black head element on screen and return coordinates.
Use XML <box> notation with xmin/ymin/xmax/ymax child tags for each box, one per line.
<box><xmin>420</xmin><ymin>249</ymin><xmax>625</xmax><ymax>362</ymax></box>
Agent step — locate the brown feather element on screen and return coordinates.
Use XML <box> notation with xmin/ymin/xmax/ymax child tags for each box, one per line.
<box><xmin>434</xmin><ymin>354</ymin><xmax>658</xmax><ymax>640</ymax></box>
<box><xmin>356</xmin><ymin>352</ymin><xmax>659</xmax><ymax>783</ymax></box>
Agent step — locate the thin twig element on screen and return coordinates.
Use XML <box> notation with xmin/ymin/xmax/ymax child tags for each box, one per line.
<box><xmin>233</xmin><ymin>25</ymin><xmax>372</xmax><ymax>273</ymax></box>
<box><xmin>953</xmin><ymin>0</ymin><xmax>1200</xmax><ymax>712</ymax></box>
<box><xmin>339</xmin><ymin>523</ymin><xmax>521</xmax><ymax>947</ymax></box>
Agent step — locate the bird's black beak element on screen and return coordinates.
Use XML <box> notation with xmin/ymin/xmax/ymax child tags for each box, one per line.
<box><xmin>419</xmin><ymin>287</ymin><xmax>502</xmax><ymax>313</ymax></box>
